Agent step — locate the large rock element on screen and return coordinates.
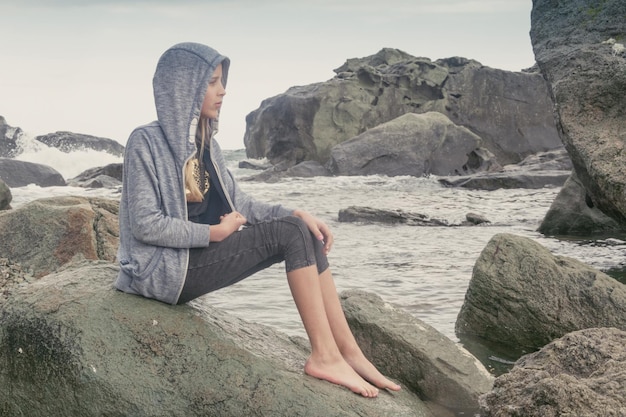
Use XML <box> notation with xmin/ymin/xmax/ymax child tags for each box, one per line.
<box><xmin>530</xmin><ymin>0</ymin><xmax>626</xmax><ymax>226</ymax></box>
<box><xmin>479</xmin><ymin>327</ymin><xmax>626</xmax><ymax>416</ymax></box>
<box><xmin>327</xmin><ymin>112</ymin><xmax>486</xmax><ymax>177</ymax></box>
<box><xmin>0</xmin><ymin>116</ymin><xmax>24</xmax><ymax>158</ymax></box>
<box><xmin>338</xmin><ymin>206</ymin><xmax>449</xmax><ymax>226</ymax></box>
<box><xmin>438</xmin><ymin>149</ymin><xmax>572</xmax><ymax>190</ymax></box>
<box><xmin>0</xmin><ymin>261</ymin><xmax>433</xmax><ymax>417</ymax></box>
<box><xmin>538</xmin><ymin>171</ymin><xmax>624</xmax><ymax>236</ymax></box>
<box><xmin>36</xmin><ymin>131</ymin><xmax>125</xmax><ymax>157</ymax></box>
<box><xmin>341</xmin><ymin>290</ymin><xmax>494</xmax><ymax>415</ymax></box>
<box><xmin>244</xmin><ymin>49</ymin><xmax>561</xmax><ymax>170</ymax></box>
<box><xmin>67</xmin><ymin>163</ymin><xmax>123</xmax><ymax>188</ymax></box>
<box><xmin>0</xmin><ymin>158</ymin><xmax>66</xmax><ymax>187</ymax></box>
<box><xmin>0</xmin><ymin>179</ymin><xmax>11</xmax><ymax>210</ymax></box>
<box><xmin>0</xmin><ymin>196</ymin><xmax>119</xmax><ymax>278</ymax></box>
<box><xmin>455</xmin><ymin>233</ymin><xmax>626</xmax><ymax>353</ymax></box>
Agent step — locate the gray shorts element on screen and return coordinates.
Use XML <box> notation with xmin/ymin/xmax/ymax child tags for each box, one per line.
<box><xmin>177</xmin><ymin>215</ymin><xmax>329</xmax><ymax>304</ymax></box>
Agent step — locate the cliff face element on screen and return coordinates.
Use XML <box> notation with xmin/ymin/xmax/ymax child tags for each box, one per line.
<box><xmin>530</xmin><ymin>0</ymin><xmax>626</xmax><ymax>225</ymax></box>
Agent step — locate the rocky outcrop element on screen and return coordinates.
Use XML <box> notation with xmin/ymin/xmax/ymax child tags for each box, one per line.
<box><xmin>36</xmin><ymin>131</ymin><xmax>125</xmax><ymax>157</ymax></box>
<box><xmin>438</xmin><ymin>149</ymin><xmax>572</xmax><ymax>190</ymax></box>
<box><xmin>530</xmin><ymin>0</ymin><xmax>626</xmax><ymax>227</ymax></box>
<box><xmin>0</xmin><ymin>260</ymin><xmax>496</xmax><ymax>417</ymax></box>
<box><xmin>0</xmin><ymin>116</ymin><xmax>24</xmax><ymax>158</ymax></box>
<box><xmin>67</xmin><ymin>163</ymin><xmax>123</xmax><ymax>188</ymax></box>
<box><xmin>0</xmin><ymin>158</ymin><xmax>66</xmax><ymax>187</ymax></box>
<box><xmin>0</xmin><ymin>196</ymin><xmax>119</xmax><ymax>278</ymax></box>
<box><xmin>0</xmin><ymin>179</ymin><xmax>11</xmax><ymax>210</ymax></box>
<box><xmin>538</xmin><ymin>171</ymin><xmax>624</xmax><ymax>236</ymax></box>
<box><xmin>479</xmin><ymin>327</ymin><xmax>626</xmax><ymax>416</ymax></box>
<box><xmin>244</xmin><ymin>49</ymin><xmax>561</xmax><ymax>171</ymax></box>
<box><xmin>327</xmin><ymin>112</ymin><xmax>487</xmax><ymax>177</ymax></box>
<box><xmin>338</xmin><ymin>206</ymin><xmax>451</xmax><ymax>226</ymax></box>
<box><xmin>455</xmin><ymin>233</ymin><xmax>626</xmax><ymax>354</ymax></box>
<box><xmin>342</xmin><ymin>290</ymin><xmax>494</xmax><ymax>414</ymax></box>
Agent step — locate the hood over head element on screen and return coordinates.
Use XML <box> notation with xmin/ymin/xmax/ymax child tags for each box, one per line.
<box><xmin>152</xmin><ymin>42</ymin><xmax>230</xmax><ymax>164</ymax></box>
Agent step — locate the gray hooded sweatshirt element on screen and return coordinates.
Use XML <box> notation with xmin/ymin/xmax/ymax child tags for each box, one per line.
<box><xmin>115</xmin><ymin>43</ymin><xmax>291</xmax><ymax>304</ymax></box>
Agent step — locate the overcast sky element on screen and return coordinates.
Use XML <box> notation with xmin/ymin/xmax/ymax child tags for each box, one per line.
<box><xmin>1</xmin><ymin>0</ymin><xmax>535</xmax><ymax>149</ymax></box>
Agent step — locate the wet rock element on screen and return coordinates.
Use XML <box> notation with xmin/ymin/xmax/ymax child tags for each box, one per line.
<box><xmin>36</xmin><ymin>131</ymin><xmax>124</xmax><ymax>157</ymax></box>
<box><xmin>438</xmin><ymin>149</ymin><xmax>571</xmax><ymax>190</ymax></box>
<box><xmin>342</xmin><ymin>290</ymin><xmax>494</xmax><ymax>414</ymax></box>
<box><xmin>538</xmin><ymin>171</ymin><xmax>624</xmax><ymax>236</ymax></box>
<box><xmin>456</xmin><ymin>233</ymin><xmax>626</xmax><ymax>353</ymax></box>
<box><xmin>530</xmin><ymin>0</ymin><xmax>626</xmax><ymax>226</ymax></box>
<box><xmin>0</xmin><ymin>196</ymin><xmax>119</xmax><ymax>278</ymax></box>
<box><xmin>244</xmin><ymin>49</ymin><xmax>560</xmax><ymax>170</ymax></box>
<box><xmin>327</xmin><ymin>112</ymin><xmax>485</xmax><ymax>177</ymax></box>
<box><xmin>338</xmin><ymin>206</ymin><xmax>448</xmax><ymax>226</ymax></box>
<box><xmin>479</xmin><ymin>328</ymin><xmax>626</xmax><ymax>416</ymax></box>
<box><xmin>67</xmin><ymin>163</ymin><xmax>123</xmax><ymax>188</ymax></box>
<box><xmin>0</xmin><ymin>116</ymin><xmax>24</xmax><ymax>158</ymax></box>
<box><xmin>0</xmin><ymin>179</ymin><xmax>11</xmax><ymax>210</ymax></box>
<box><xmin>0</xmin><ymin>261</ymin><xmax>434</xmax><ymax>417</ymax></box>
<box><xmin>0</xmin><ymin>158</ymin><xmax>66</xmax><ymax>187</ymax></box>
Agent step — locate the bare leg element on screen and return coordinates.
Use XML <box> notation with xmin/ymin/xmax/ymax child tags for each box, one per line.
<box><xmin>318</xmin><ymin>268</ymin><xmax>402</xmax><ymax>392</ymax></box>
<box><xmin>287</xmin><ymin>265</ymin><xmax>379</xmax><ymax>397</ymax></box>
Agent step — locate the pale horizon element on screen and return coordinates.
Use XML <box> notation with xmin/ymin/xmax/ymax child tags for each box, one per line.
<box><xmin>1</xmin><ymin>0</ymin><xmax>535</xmax><ymax>149</ymax></box>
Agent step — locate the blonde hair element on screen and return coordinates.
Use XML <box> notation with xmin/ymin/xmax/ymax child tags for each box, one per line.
<box><xmin>184</xmin><ymin>117</ymin><xmax>209</xmax><ymax>203</ymax></box>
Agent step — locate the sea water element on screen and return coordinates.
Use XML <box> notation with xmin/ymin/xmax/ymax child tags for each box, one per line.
<box><xmin>9</xmin><ymin>145</ymin><xmax>626</xmax><ymax>342</ymax></box>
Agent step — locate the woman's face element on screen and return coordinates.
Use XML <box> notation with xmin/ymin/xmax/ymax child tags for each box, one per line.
<box><xmin>201</xmin><ymin>63</ymin><xmax>226</xmax><ymax>119</ymax></box>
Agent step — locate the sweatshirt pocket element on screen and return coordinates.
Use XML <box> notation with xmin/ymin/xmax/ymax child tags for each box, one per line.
<box><xmin>132</xmin><ymin>246</ymin><xmax>165</xmax><ymax>281</ymax></box>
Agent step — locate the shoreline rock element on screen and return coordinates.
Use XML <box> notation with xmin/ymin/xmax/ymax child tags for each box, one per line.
<box><xmin>0</xmin><ymin>196</ymin><xmax>119</xmax><ymax>278</ymax></box>
<box><xmin>0</xmin><ymin>260</ymin><xmax>493</xmax><ymax>417</ymax></box>
<box><xmin>530</xmin><ymin>0</ymin><xmax>626</xmax><ymax>227</ymax></box>
<box><xmin>244</xmin><ymin>49</ymin><xmax>561</xmax><ymax>173</ymax></box>
<box><xmin>456</xmin><ymin>233</ymin><xmax>626</xmax><ymax>355</ymax></box>
<box><xmin>0</xmin><ymin>158</ymin><xmax>66</xmax><ymax>188</ymax></box>
<box><xmin>479</xmin><ymin>327</ymin><xmax>626</xmax><ymax>416</ymax></box>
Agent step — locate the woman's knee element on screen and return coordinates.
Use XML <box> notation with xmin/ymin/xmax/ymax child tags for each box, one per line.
<box><xmin>281</xmin><ymin>215</ymin><xmax>310</xmax><ymax>236</ymax></box>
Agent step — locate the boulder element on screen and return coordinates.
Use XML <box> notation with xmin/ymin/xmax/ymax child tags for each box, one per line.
<box><xmin>244</xmin><ymin>49</ymin><xmax>561</xmax><ymax>170</ymax></box>
<box><xmin>0</xmin><ymin>158</ymin><xmax>66</xmax><ymax>187</ymax></box>
<box><xmin>341</xmin><ymin>290</ymin><xmax>494</xmax><ymax>415</ymax></box>
<box><xmin>438</xmin><ymin>149</ymin><xmax>572</xmax><ymax>190</ymax></box>
<box><xmin>338</xmin><ymin>206</ymin><xmax>449</xmax><ymax>226</ymax></box>
<box><xmin>0</xmin><ymin>261</ymin><xmax>434</xmax><ymax>417</ymax></box>
<box><xmin>0</xmin><ymin>116</ymin><xmax>24</xmax><ymax>158</ymax></box>
<box><xmin>538</xmin><ymin>171</ymin><xmax>624</xmax><ymax>236</ymax></box>
<box><xmin>36</xmin><ymin>131</ymin><xmax>125</xmax><ymax>157</ymax></box>
<box><xmin>0</xmin><ymin>196</ymin><xmax>119</xmax><ymax>278</ymax></box>
<box><xmin>439</xmin><ymin>58</ymin><xmax>561</xmax><ymax>165</ymax></box>
<box><xmin>479</xmin><ymin>327</ymin><xmax>626</xmax><ymax>416</ymax></box>
<box><xmin>530</xmin><ymin>0</ymin><xmax>626</xmax><ymax>226</ymax></box>
<box><xmin>327</xmin><ymin>112</ymin><xmax>485</xmax><ymax>177</ymax></box>
<box><xmin>438</xmin><ymin>170</ymin><xmax>570</xmax><ymax>190</ymax></box>
<box><xmin>455</xmin><ymin>233</ymin><xmax>626</xmax><ymax>353</ymax></box>
<box><xmin>0</xmin><ymin>179</ymin><xmax>11</xmax><ymax>210</ymax></box>
<box><xmin>243</xmin><ymin>160</ymin><xmax>332</xmax><ymax>182</ymax></box>
<box><xmin>67</xmin><ymin>163</ymin><xmax>123</xmax><ymax>188</ymax></box>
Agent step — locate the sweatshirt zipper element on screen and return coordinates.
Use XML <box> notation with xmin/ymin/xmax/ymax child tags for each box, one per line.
<box><xmin>209</xmin><ymin>132</ymin><xmax>236</xmax><ymax>212</ymax></box>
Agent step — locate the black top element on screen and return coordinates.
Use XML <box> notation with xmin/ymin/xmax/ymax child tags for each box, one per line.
<box><xmin>187</xmin><ymin>149</ymin><xmax>231</xmax><ymax>225</ymax></box>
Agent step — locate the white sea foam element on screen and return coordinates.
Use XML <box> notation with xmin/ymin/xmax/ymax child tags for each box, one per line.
<box><xmin>13</xmin><ymin>131</ymin><xmax>123</xmax><ymax>180</ymax></box>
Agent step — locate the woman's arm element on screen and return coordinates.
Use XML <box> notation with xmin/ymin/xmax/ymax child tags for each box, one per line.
<box><xmin>123</xmin><ymin>132</ymin><xmax>210</xmax><ymax>249</ymax></box>
<box><xmin>293</xmin><ymin>209</ymin><xmax>334</xmax><ymax>255</ymax></box>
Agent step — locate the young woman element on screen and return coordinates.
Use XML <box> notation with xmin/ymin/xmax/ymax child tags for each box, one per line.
<box><xmin>115</xmin><ymin>42</ymin><xmax>400</xmax><ymax>398</ymax></box>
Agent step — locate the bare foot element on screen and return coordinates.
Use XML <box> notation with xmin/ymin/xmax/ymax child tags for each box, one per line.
<box><xmin>304</xmin><ymin>355</ymin><xmax>379</xmax><ymax>398</ymax></box>
<box><xmin>344</xmin><ymin>352</ymin><xmax>401</xmax><ymax>392</ymax></box>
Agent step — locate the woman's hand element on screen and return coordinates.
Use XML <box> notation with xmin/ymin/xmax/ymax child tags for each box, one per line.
<box><xmin>293</xmin><ymin>210</ymin><xmax>334</xmax><ymax>255</ymax></box>
<box><xmin>210</xmin><ymin>211</ymin><xmax>247</xmax><ymax>242</ymax></box>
